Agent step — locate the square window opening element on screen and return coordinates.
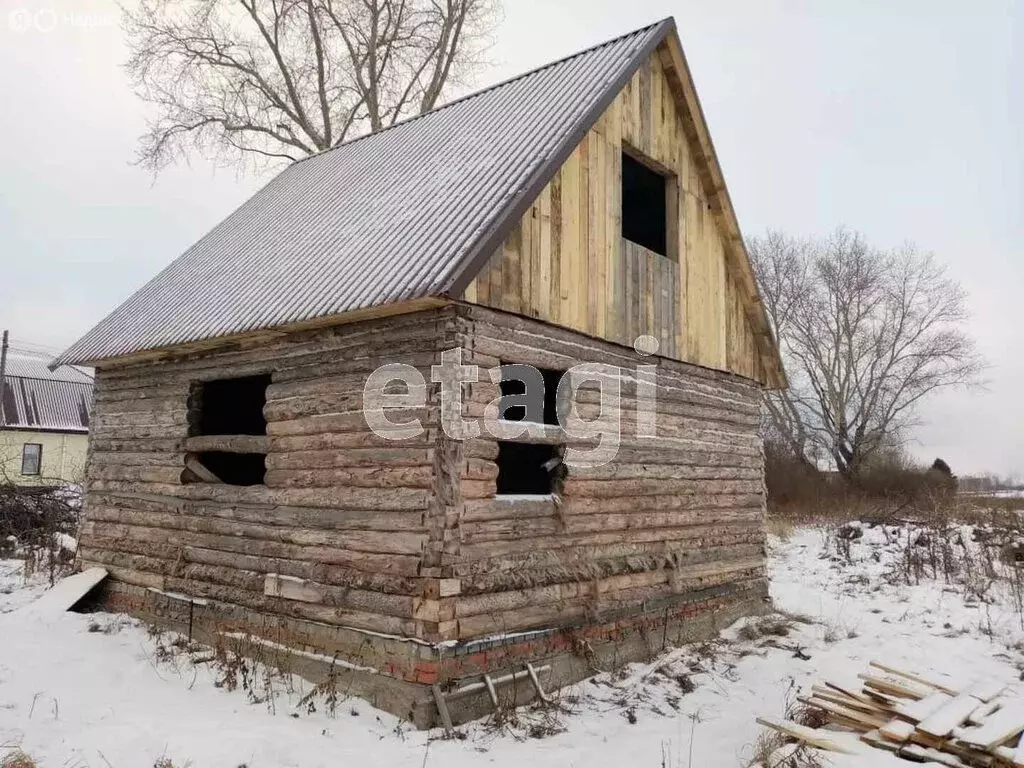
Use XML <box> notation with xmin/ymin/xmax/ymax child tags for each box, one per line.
<box><xmin>498</xmin><ymin>365</ymin><xmax>565</xmax><ymax>426</ymax></box>
<box><xmin>192</xmin><ymin>374</ymin><xmax>271</xmax><ymax>436</ymax></box>
<box><xmin>187</xmin><ymin>374</ymin><xmax>270</xmax><ymax>486</ymax></box>
<box><xmin>622</xmin><ymin>151</ymin><xmax>668</xmax><ymax>256</ymax></box>
<box><xmin>21</xmin><ymin>443</ymin><xmax>42</xmax><ymax>476</ymax></box>
<box><xmin>495</xmin><ymin>441</ymin><xmax>556</xmax><ymax>496</ymax></box>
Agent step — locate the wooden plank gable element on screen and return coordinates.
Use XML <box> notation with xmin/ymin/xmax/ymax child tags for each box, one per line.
<box><xmin>459</xmin><ymin>37</ymin><xmax>780</xmax><ymax>387</ymax></box>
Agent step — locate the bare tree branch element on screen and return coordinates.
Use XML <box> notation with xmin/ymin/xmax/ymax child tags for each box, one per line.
<box><xmin>121</xmin><ymin>0</ymin><xmax>501</xmax><ymax>172</ymax></box>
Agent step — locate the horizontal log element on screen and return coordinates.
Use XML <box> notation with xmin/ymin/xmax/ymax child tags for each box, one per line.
<box><xmin>566</xmin><ymin>465</ymin><xmax>762</xmax><ymax>482</ymax></box>
<box><xmin>89</xmin><ymin>438</ymin><xmax>185</xmax><ymax>453</ymax></box>
<box><xmin>268</xmin><ymin>430</ymin><xmax>437</xmax><ymax>452</ymax></box>
<box><xmin>266</xmin><ymin>409</ymin><xmax>441</xmax><ymax>438</ymax></box>
<box><xmin>80</xmin><ymin>521</ymin><xmax>422</xmax><ymax>576</ymax></box>
<box><xmin>81</xmin><ymin>546</ymin><xmax>418</xmax><ymax>619</ymax></box>
<box><xmin>460</xmin><ymin>543</ymin><xmax>765</xmax><ymax>594</ymax></box>
<box><xmin>95</xmin><ymin>409</ymin><xmax>189</xmax><ymax>428</ymax></box>
<box><xmin>84</xmin><ymin>507</ymin><xmax>427</xmax><ymax>555</ymax></box>
<box><xmin>98</xmin><ymin>309</ymin><xmax>451</xmax><ymax>381</ymax></box>
<box><xmin>454</xmin><ymin>557</ymin><xmax>765</xmax><ymax>617</ymax></box>
<box><xmin>264</xmin><ymin>447</ymin><xmax>433</xmax><ymax>470</ymax></box>
<box><xmin>87</xmin><ymin>480</ymin><xmax>430</xmax><ymax>511</ymax></box>
<box><xmin>459</xmin><ymin>506</ymin><xmax>762</xmax><ymax>544</ymax></box>
<box><xmin>452</xmin><ymin>536</ymin><xmax>765</xmax><ymax>581</ymax></box>
<box><xmin>263</xmin><ymin>466</ymin><xmax>434</xmax><ymax>489</ymax></box>
<box><xmin>97</xmin><ymin>561</ymin><xmax>421</xmax><ymax>635</ymax></box>
<box><xmin>462</xmin><ymin>497</ymin><xmax>557</xmax><ymax>522</ymax></box>
<box><xmin>89</xmin><ymin>451</ymin><xmax>185</xmax><ymax>468</ymax></box>
<box><xmin>80</xmin><ymin>533</ymin><xmax>418</xmax><ymax>593</ymax></box>
<box><xmin>562</xmin><ymin>478</ymin><xmax>762</xmax><ymax>498</ymax></box>
<box><xmin>184</xmin><ymin>435</ymin><xmax>270</xmax><ymax>454</ymax></box>
<box><xmin>456</xmin><ymin>521</ymin><xmax>764</xmax><ymax>561</ymax></box>
<box><xmin>87</xmin><ymin>465</ymin><xmax>183</xmax><ymax>484</ymax></box>
<box><xmin>90</xmin><ymin>424</ymin><xmax>185</xmax><ymax>441</ymax></box>
<box><xmin>87</xmin><ymin>494</ymin><xmax>428</xmax><ymax>532</ymax></box>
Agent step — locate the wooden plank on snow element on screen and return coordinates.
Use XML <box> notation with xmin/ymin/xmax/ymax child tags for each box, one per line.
<box><xmin>957</xmin><ymin>701</ymin><xmax>1024</xmax><ymax>749</ymax></box>
<box><xmin>917</xmin><ymin>693</ymin><xmax>984</xmax><ymax>738</ymax></box>
<box><xmin>755</xmin><ymin>718</ymin><xmax>860</xmax><ymax>755</ymax></box>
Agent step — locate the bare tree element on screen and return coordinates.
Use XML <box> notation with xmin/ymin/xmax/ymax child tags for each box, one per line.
<box><xmin>122</xmin><ymin>0</ymin><xmax>501</xmax><ymax>171</ymax></box>
<box><xmin>750</xmin><ymin>228</ymin><xmax>985</xmax><ymax>480</ymax></box>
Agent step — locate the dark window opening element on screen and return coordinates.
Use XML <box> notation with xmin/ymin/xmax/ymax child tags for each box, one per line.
<box><xmin>21</xmin><ymin>443</ymin><xmax>42</xmax><ymax>476</ymax></box>
<box><xmin>193</xmin><ymin>452</ymin><xmax>266</xmax><ymax>487</ymax></box>
<box><xmin>192</xmin><ymin>374</ymin><xmax>271</xmax><ymax>436</ymax></box>
<box><xmin>496</xmin><ymin>441</ymin><xmax>556</xmax><ymax>495</ymax></box>
<box><xmin>498</xmin><ymin>365</ymin><xmax>565</xmax><ymax>426</ymax></box>
<box><xmin>622</xmin><ymin>151</ymin><xmax>668</xmax><ymax>256</ymax></box>
<box><xmin>187</xmin><ymin>374</ymin><xmax>270</xmax><ymax>486</ymax></box>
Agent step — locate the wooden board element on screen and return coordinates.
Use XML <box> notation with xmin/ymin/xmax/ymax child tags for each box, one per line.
<box><xmin>22</xmin><ymin>567</ymin><xmax>108</xmax><ymax>618</ymax></box>
<box><xmin>915</xmin><ymin>694</ymin><xmax>983</xmax><ymax>738</ymax></box>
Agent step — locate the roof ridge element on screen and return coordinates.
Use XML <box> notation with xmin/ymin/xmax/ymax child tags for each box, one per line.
<box><xmin>293</xmin><ymin>17</ymin><xmax>671</xmax><ymax>166</ymax></box>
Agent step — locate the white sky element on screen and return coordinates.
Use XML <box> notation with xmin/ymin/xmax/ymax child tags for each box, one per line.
<box><xmin>0</xmin><ymin>0</ymin><xmax>1020</xmax><ymax>477</ymax></box>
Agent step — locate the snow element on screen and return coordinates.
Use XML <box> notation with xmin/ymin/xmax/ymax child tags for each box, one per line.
<box><xmin>3</xmin><ymin>522</ymin><xmax>1024</xmax><ymax>767</ymax></box>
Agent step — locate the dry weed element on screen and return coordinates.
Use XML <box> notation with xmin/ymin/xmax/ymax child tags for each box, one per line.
<box><xmin>1</xmin><ymin>752</ymin><xmax>38</xmax><ymax>768</ymax></box>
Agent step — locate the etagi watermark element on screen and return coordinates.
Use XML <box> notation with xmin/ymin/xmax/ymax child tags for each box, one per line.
<box><xmin>8</xmin><ymin>6</ymin><xmax>116</xmax><ymax>34</ymax></box>
<box><xmin>361</xmin><ymin>335</ymin><xmax>662</xmax><ymax>469</ymax></box>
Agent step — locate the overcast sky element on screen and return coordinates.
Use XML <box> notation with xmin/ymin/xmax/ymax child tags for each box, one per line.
<box><xmin>1</xmin><ymin>0</ymin><xmax>1020</xmax><ymax>477</ymax></box>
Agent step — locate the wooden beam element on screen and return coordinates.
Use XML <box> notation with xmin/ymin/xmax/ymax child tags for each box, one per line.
<box><xmin>184</xmin><ymin>435</ymin><xmax>270</xmax><ymax>454</ymax></box>
<box><xmin>184</xmin><ymin>455</ymin><xmax>223</xmax><ymax>484</ymax></box>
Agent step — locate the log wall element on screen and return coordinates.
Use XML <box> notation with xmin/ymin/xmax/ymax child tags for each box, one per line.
<box><xmin>443</xmin><ymin>303</ymin><xmax>768</xmax><ymax>640</ymax></box>
<box><xmin>79</xmin><ymin>303</ymin><xmax>767</xmax><ymax>667</ymax></box>
<box><xmin>80</xmin><ymin>309</ymin><xmax>457</xmax><ymax>642</ymax></box>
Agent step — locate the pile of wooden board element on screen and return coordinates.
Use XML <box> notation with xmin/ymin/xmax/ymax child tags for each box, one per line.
<box><xmin>757</xmin><ymin>660</ymin><xmax>1024</xmax><ymax>766</ymax></box>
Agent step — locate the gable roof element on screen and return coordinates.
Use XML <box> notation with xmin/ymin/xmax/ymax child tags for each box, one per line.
<box><xmin>57</xmin><ymin>18</ymin><xmax>784</xmax><ymax>386</ymax></box>
<box><xmin>2</xmin><ymin>353</ymin><xmax>93</xmax><ymax>433</ymax></box>
<box><xmin>56</xmin><ymin>20</ymin><xmax>671</xmax><ymax>366</ymax></box>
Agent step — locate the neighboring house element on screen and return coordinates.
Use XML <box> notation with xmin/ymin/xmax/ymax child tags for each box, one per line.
<box><xmin>56</xmin><ymin>18</ymin><xmax>786</xmax><ymax>726</ymax></box>
<box><xmin>0</xmin><ymin>352</ymin><xmax>93</xmax><ymax>486</ymax></box>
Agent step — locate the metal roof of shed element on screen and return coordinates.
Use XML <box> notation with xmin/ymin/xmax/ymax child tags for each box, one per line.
<box><xmin>56</xmin><ymin>20</ymin><xmax>671</xmax><ymax>366</ymax></box>
<box><xmin>2</xmin><ymin>354</ymin><xmax>93</xmax><ymax>432</ymax></box>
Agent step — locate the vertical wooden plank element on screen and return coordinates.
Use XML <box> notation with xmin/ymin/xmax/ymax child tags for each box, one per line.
<box><xmin>520</xmin><ymin>207</ymin><xmax>533</xmax><ymax>316</ymax></box>
<box><xmin>579</xmin><ymin>134</ymin><xmax>592</xmax><ymax>333</ymax></box>
<box><xmin>476</xmin><ymin>253</ymin><xmax>491</xmax><ymax>305</ymax></box>
<box><xmin>624</xmin><ymin>241</ymin><xmax>633</xmax><ymax>342</ymax></box>
<box><xmin>528</xmin><ymin>197</ymin><xmax>541</xmax><ymax>318</ymax></box>
<box><xmin>610</xmin><ymin>104</ymin><xmax>624</xmax><ymax>343</ymax></box>
<box><xmin>464</xmin><ymin>275</ymin><xmax>477</xmax><ymax>304</ymax></box>
<box><xmin>550</xmin><ymin>169</ymin><xmax>563</xmax><ymax>324</ymax></box>
<box><xmin>539</xmin><ymin>185</ymin><xmax>552</xmax><ymax>319</ymax></box>
<box><xmin>587</xmin><ymin>133</ymin><xmax>601</xmax><ymax>335</ymax></box>
<box><xmin>639</xmin><ymin>59</ymin><xmax>652</xmax><ymax>154</ymax></box>
<box><xmin>561</xmin><ymin>149</ymin><xmax>579</xmax><ymax>327</ymax></box>
<box><xmin>503</xmin><ymin>222</ymin><xmax>522</xmax><ymax>314</ymax></box>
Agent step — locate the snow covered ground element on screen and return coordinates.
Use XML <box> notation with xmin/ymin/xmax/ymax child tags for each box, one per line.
<box><xmin>2</xmin><ymin>522</ymin><xmax>1024</xmax><ymax>768</ymax></box>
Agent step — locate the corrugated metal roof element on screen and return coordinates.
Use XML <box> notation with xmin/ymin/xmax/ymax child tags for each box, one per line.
<box><xmin>2</xmin><ymin>354</ymin><xmax>93</xmax><ymax>432</ymax></box>
<box><xmin>56</xmin><ymin>19</ymin><xmax>672</xmax><ymax>366</ymax></box>
<box><xmin>5</xmin><ymin>354</ymin><xmax>93</xmax><ymax>384</ymax></box>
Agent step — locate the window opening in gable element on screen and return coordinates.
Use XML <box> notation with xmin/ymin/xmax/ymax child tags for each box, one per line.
<box><xmin>622</xmin><ymin>150</ymin><xmax>669</xmax><ymax>257</ymax></box>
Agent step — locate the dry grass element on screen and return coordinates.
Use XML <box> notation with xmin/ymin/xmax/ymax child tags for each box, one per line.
<box><xmin>737</xmin><ymin>616</ymin><xmax>795</xmax><ymax>642</ymax></box>
<box><xmin>1</xmin><ymin>752</ymin><xmax>38</xmax><ymax>768</ymax></box>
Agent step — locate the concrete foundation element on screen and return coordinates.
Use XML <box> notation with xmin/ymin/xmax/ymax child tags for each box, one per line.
<box><xmin>83</xmin><ymin>579</ymin><xmax>769</xmax><ymax>728</ymax></box>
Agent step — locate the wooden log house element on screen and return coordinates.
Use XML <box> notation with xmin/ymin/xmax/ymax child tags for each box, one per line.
<box><xmin>57</xmin><ymin>18</ymin><xmax>787</xmax><ymax>726</ymax></box>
